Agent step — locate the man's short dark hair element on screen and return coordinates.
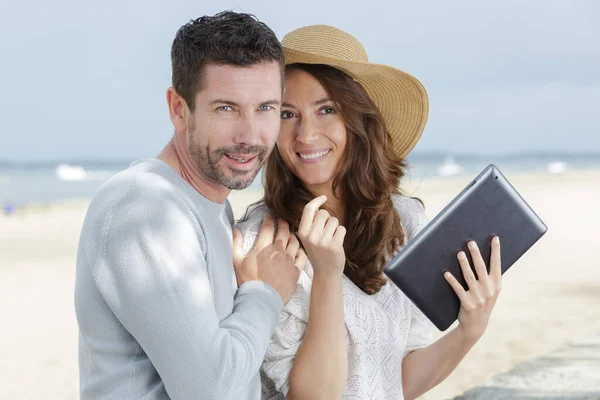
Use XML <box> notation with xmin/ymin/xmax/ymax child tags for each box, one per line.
<box><xmin>171</xmin><ymin>11</ymin><xmax>284</xmax><ymax>111</ymax></box>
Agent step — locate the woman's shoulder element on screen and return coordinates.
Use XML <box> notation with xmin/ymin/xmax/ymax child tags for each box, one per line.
<box><xmin>391</xmin><ymin>193</ymin><xmax>425</xmax><ymax>218</ymax></box>
<box><xmin>233</xmin><ymin>201</ymin><xmax>270</xmax><ymax>256</ymax></box>
<box><xmin>236</xmin><ymin>200</ymin><xmax>270</xmax><ymax>226</ymax></box>
<box><xmin>391</xmin><ymin>194</ymin><xmax>429</xmax><ymax>242</ymax></box>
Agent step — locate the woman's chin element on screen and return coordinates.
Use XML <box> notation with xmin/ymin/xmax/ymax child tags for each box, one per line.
<box><xmin>296</xmin><ymin>174</ymin><xmax>333</xmax><ymax>189</ymax></box>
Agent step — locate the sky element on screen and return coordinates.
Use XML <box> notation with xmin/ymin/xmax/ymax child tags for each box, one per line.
<box><xmin>0</xmin><ymin>0</ymin><xmax>598</xmax><ymax>161</ymax></box>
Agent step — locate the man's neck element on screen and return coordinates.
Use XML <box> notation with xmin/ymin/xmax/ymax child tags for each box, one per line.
<box><xmin>157</xmin><ymin>139</ymin><xmax>230</xmax><ymax>204</ymax></box>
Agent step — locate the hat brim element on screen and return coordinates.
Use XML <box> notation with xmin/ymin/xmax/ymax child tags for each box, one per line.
<box><xmin>283</xmin><ymin>47</ymin><xmax>429</xmax><ymax>159</ymax></box>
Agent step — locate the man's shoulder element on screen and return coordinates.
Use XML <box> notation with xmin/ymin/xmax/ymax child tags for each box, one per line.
<box><xmin>100</xmin><ymin>159</ymin><xmax>182</xmax><ymax>199</ymax></box>
<box><xmin>98</xmin><ymin>159</ymin><xmax>189</xmax><ymax>204</ymax></box>
<box><xmin>85</xmin><ymin>159</ymin><xmax>196</xmax><ymax>233</ymax></box>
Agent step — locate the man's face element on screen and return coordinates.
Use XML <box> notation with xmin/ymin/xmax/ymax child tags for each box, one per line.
<box><xmin>187</xmin><ymin>61</ymin><xmax>282</xmax><ymax>190</ymax></box>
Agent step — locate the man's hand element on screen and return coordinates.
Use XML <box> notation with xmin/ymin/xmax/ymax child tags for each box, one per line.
<box><xmin>233</xmin><ymin>215</ymin><xmax>307</xmax><ymax>304</ymax></box>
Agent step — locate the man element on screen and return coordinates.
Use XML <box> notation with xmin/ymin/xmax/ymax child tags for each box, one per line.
<box><xmin>74</xmin><ymin>11</ymin><xmax>305</xmax><ymax>399</ymax></box>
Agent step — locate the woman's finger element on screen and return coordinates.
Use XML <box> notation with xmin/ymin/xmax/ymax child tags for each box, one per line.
<box><xmin>310</xmin><ymin>209</ymin><xmax>330</xmax><ymax>238</ymax></box>
<box><xmin>468</xmin><ymin>241</ymin><xmax>492</xmax><ymax>296</ymax></box>
<box><xmin>322</xmin><ymin>216</ymin><xmax>339</xmax><ymax>241</ymax></box>
<box><xmin>490</xmin><ymin>236</ymin><xmax>502</xmax><ymax>284</ymax></box>
<box><xmin>444</xmin><ymin>271</ymin><xmax>469</xmax><ymax>304</ymax></box>
<box><xmin>298</xmin><ymin>195</ymin><xmax>327</xmax><ymax>237</ymax></box>
<box><xmin>333</xmin><ymin>225</ymin><xmax>346</xmax><ymax>247</ymax></box>
<box><xmin>457</xmin><ymin>250</ymin><xmax>480</xmax><ymax>296</ymax></box>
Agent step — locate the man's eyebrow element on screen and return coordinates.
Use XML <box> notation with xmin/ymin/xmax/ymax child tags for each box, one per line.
<box><xmin>209</xmin><ymin>99</ymin><xmax>240</xmax><ymax>107</ymax></box>
<box><xmin>209</xmin><ymin>99</ymin><xmax>281</xmax><ymax>107</ymax></box>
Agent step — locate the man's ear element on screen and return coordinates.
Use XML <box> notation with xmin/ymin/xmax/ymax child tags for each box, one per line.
<box><xmin>166</xmin><ymin>87</ymin><xmax>188</xmax><ymax>134</ymax></box>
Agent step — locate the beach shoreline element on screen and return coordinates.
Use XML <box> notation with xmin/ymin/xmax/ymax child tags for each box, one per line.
<box><xmin>3</xmin><ymin>167</ymin><xmax>599</xmax><ymax>219</ymax></box>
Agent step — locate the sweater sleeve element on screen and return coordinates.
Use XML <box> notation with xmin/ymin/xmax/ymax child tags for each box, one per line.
<box><xmin>87</xmin><ymin>186</ymin><xmax>283</xmax><ymax>400</ymax></box>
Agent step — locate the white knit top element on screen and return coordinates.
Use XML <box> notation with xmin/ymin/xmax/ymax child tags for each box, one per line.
<box><xmin>235</xmin><ymin>195</ymin><xmax>435</xmax><ymax>400</ymax></box>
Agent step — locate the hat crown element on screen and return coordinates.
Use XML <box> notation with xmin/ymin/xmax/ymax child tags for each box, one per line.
<box><xmin>282</xmin><ymin>25</ymin><xmax>368</xmax><ymax>63</ymax></box>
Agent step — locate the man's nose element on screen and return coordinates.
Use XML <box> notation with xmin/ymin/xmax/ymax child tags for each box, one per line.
<box><xmin>233</xmin><ymin>113</ymin><xmax>260</xmax><ymax>146</ymax></box>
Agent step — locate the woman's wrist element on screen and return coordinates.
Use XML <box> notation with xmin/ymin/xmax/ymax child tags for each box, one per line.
<box><xmin>312</xmin><ymin>267</ymin><xmax>345</xmax><ymax>281</ymax></box>
<box><xmin>455</xmin><ymin>324</ymin><xmax>484</xmax><ymax>348</ymax></box>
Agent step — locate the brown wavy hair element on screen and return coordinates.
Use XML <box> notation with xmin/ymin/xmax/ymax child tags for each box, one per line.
<box><xmin>255</xmin><ymin>63</ymin><xmax>413</xmax><ymax>295</ymax></box>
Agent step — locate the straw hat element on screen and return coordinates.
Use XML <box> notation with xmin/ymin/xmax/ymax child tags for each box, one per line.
<box><xmin>282</xmin><ymin>25</ymin><xmax>429</xmax><ymax>159</ymax></box>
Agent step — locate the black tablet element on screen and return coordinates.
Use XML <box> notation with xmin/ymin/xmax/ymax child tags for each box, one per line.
<box><xmin>384</xmin><ymin>164</ymin><xmax>547</xmax><ymax>331</ymax></box>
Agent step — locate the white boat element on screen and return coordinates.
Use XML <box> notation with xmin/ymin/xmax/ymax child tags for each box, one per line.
<box><xmin>56</xmin><ymin>164</ymin><xmax>87</xmax><ymax>181</ymax></box>
<box><xmin>437</xmin><ymin>157</ymin><xmax>463</xmax><ymax>177</ymax></box>
<box><xmin>547</xmin><ymin>161</ymin><xmax>567</xmax><ymax>174</ymax></box>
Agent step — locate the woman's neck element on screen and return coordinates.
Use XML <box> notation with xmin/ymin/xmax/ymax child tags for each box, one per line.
<box><xmin>307</xmin><ymin>182</ymin><xmax>344</xmax><ymax>223</ymax></box>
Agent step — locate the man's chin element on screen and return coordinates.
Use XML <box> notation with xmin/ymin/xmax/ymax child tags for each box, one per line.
<box><xmin>220</xmin><ymin>170</ymin><xmax>260</xmax><ymax>190</ymax></box>
<box><xmin>224</xmin><ymin>181</ymin><xmax>254</xmax><ymax>190</ymax></box>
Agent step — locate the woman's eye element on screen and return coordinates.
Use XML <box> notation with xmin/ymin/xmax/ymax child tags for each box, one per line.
<box><xmin>217</xmin><ymin>105</ymin><xmax>233</xmax><ymax>112</ymax></box>
<box><xmin>281</xmin><ymin>111</ymin><xmax>295</xmax><ymax>119</ymax></box>
<box><xmin>259</xmin><ymin>105</ymin><xmax>274</xmax><ymax>112</ymax></box>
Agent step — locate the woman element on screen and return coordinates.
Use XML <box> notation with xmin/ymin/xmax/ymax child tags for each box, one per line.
<box><xmin>234</xmin><ymin>25</ymin><xmax>502</xmax><ymax>400</ymax></box>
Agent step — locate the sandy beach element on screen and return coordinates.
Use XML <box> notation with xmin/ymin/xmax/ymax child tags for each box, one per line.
<box><xmin>1</xmin><ymin>169</ymin><xmax>599</xmax><ymax>399</ymax></box>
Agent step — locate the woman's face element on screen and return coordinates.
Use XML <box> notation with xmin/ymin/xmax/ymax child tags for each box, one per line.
<box><xmin>277</xmin><ymin>68</ymin><xmax>347</xmax><ymax>191</ymax></box>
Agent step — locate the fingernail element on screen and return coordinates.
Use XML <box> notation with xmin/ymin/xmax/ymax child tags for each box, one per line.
<box><xmin>458</xmin><ymin>251</ymin><xmax>466</xmax><ymax>259</ymax></box>
<box><xmin>444</xmin><ymin>272</ymin><xmax>451</xmax><ymax>279</ymax></box>
<box><xmin>494</xmin><ymin>236</ymin><xmax>500</xmax><ymax>244</ymax></box>
<box><xmin>469</xmin><ymin>241</ymin><xmax>476</xmax><ymax>249</ymax></box>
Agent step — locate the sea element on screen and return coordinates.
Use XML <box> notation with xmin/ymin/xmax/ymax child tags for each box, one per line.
<box><xmin>1</xmin><ymin>153</ymin><xmax>599</xmax><ymax>209</ymax></box>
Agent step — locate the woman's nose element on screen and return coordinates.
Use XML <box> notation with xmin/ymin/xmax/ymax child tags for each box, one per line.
<box><xmin>295</xmin><ymin>117</ymin><xmax>320</xmax><ymax>144</ymax></box>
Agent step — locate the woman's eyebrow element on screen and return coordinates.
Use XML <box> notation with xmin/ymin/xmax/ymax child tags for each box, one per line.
<box><xmin>313</xmin><ymin>97</ymin><xmax>331</xmax><ymax>106</ymax></box>
<box><xmin>282</xmin><ymin>98</ymin><xmax>332</xmax><ymax>108</ymax></box>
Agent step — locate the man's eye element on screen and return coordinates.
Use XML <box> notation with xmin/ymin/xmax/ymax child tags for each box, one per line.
<box><xmin>218</xmin><ymin>106</ymin><xmax>233</xmax><ymax>111</ymax></box>
<box><xmin>320</xmin><ymin>106</ymin><xmax>335</xmax><ymax>114</ymax></box>
<box><xmin>259</xmin><ymin>105</ymin><xmax>274</xmax><ymax>112</ymax></box>
<box><xmin>281</xmin><ymin>111</ymin><xmax>295</xmax><ymax>119</ymax></box>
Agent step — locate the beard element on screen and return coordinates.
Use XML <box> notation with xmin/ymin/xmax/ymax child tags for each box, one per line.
<box><xmin>186</xmin><ymin>122</ymin><xmax>269</xmax><ymax>190</ymax></box>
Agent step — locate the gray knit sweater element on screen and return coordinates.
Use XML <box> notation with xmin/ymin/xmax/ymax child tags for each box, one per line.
<box><xmin>74</xmin><ymin>158</ymin><xmax>283</xmax><ymax>399</ymax></box>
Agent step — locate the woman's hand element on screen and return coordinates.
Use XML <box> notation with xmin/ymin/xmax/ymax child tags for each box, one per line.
<box><xmin>444</xmin><ymin>236</ymin><xmax>502</xmax><ymax>343</ymax></box>
<box><xmin>297</xmin><ymin>195</ymin><xmax>346</xmax><ymax>277</ymax></box>
<box><xmin>288</xmin><ymin>195</ymin><xmax>348</xmax><ymax>399</ymax></box>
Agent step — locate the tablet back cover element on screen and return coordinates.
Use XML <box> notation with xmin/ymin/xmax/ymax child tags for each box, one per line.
<box><xmin>384</xmin><ymin>164</ymin><xmax>547</xmax><ymax>331</ymax></box>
